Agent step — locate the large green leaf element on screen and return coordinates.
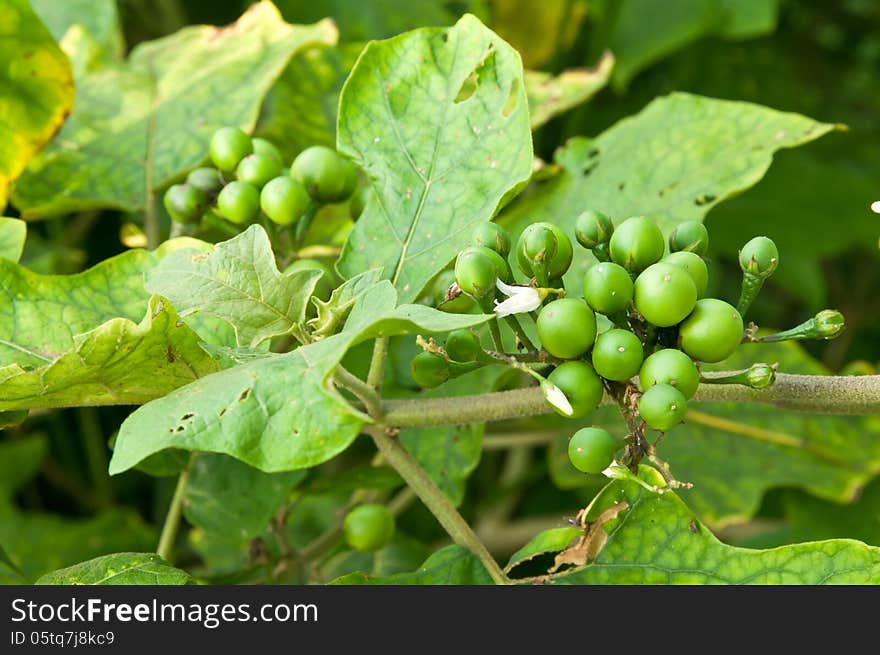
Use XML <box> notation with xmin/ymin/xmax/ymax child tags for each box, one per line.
<box><xmin>12</xmin><ymin>2</ymin><xmax>337</xmax><ymax>218</ymax></box>
<box><xmin>146</xmin><ymin>225</ymin><xmax>320</xmax><ymax>348</ymax></box>
<box><xmin>36</xmin><ymin>553</ymin><xmax>193</xmax><ymax>585</ymax></box>
<box><xmin>608</xmin><ymin>0</ymin><xmax>779</xmax><ymax>89</ymax></box>
<box><xmin>525</xmin><ymin>53</ymin><xmax>614</xmax><ymax>130</ymax></box>
<box><xmin>0</xmin><ymin>0</ymin><xmax>74</xmax><ymax>212</ymax></box>
<box><xmin>548</xmin><ymin>468</ymin><xmax>880</xmax><ymax>584</ymax></box>
<box><xmin>331</xmin><ymin>544</ymin><xmax>493</xmax><ymax>584</ymax></box>
<box><xmin>336</xmin><ymin>14</ymin><xmax>533</xmax><ymax>303</ymax></box>
<box><xmin>499</xmin><ymin>93</ymin><xmax>838</xmax><ymax>292</ymax></box>
<box><xmin>183</xmin><ymin>453</ymin><xmax>306</xmax><ymax>540</ymax></box>
<box><xmin>110</xmin><ymin>281</ymin><xmax>492</xmax><ymax>474</ymax></box>
<box><xmin>30</xmin><ymin>0</ymin><xmax>124</xmax><ymax>66</ymax></box>
<box><xmin>0</xmin><ymin>218</ymin><xmax>26</xmax><ymax>263</ymax></box>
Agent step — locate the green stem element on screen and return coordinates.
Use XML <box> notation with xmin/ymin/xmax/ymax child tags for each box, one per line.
<box><xmin>157</xmin><ymin>459</ymin><xmax>191</xmax><ymax>562</ymax></box>
<box><xmin>503</xmin><ymin>315</ymin><xmax>535</xmax><ymax>350</ymax></box>
<box><xmin>367</xmin><ymin>337</ymin><xmax>389</xmax><ymax>391</ymax></box>
<box><xmin>736</xmin><ymin>272</ymin><xmax>764</xmax><ymax>317</ymax></box>
<box><xmin>334</xmin><ymin>366</ymin><xmax>383</xmax><ymax>418</ymax></box>
<box><xmin>294</xmin><ymin>200</ymin><xmax>320</xmax><ymax>248</ymax></box>
<box><xmin>368</xmin><ymin>428</ymin><xmax>509</xmax><ymax>585</ymax></box>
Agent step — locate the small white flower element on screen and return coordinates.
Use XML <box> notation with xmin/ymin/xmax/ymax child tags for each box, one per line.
<box><xmin>871</xmin><ymin>201</ymin><xmax>880</xmax><ymax>214</ymax></box>
<box><xmin>540</xmin><ymin>379</ymin><xmax>573</xmax><ymax>417</ymax></box>
<box><xmin>602</xmin><ymin>462</ymin><xmax>624</xmax><ymax>479</ymax></box>
<box><xmin>493</xmin><ymin>279</ymin><xmax>544</xmax><ymax>317</ymax></box>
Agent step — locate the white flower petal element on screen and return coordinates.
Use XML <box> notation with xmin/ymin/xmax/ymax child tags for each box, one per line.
<box><xmin>871</xmin><ymin>200</ymin><xmax>880</xmax><ymax>214</ymax></box>
<box><xmin>541</xmin><ymin>381</ymin><xmax>573</xmax><ymax>416</ymax></box>
<box><xmin>492</xmin><ymin>280</ymin><xmax>542</xmax><ymax>317</ymax></box>
<box><xmin>495</xmin><ymin>278</ymin><xmax>521</xmax><ymax>296</ymax></box>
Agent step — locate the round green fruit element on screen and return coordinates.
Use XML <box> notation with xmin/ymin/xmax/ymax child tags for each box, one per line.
<box><xmin>209</xmin><ymin>127</ymin><xmax>253</xmax><ymax>172</ymax></box>
<box><xmin>739</xmin><ymin>236</ymin><xmax>779</xmax><ymax>279</ymax></box>
<box><xmin>575</xmin><ymin>210</ymin><xmax>614</xmax><ymax>249</ymax></box>
<box><xmin>260</xmin><ymin>176</ymin><xmax>310</xmax><ymax>226</ymax></box>
<box><xmin>516</xmin><ymin>222</ymin><xmax>573</xmax><ymax>280</ymax></box>
<box><xmin>634</xmin><ymin>262</ymin><xmax>697</xmax><ymax>327</ymax></box>
<box><xmin>609</xmin><ymin>216</ymin><xmax>665</xmax><ymax>272</ymax></box>
<box><xmin>163</xmin><ymin>184</ymin><xmax>206</xmax><ymax>224</ymax></box>
<box><xmin>548</xmin><ymin>361</ymin><xmax>604</xmax><ymax>419</ymax></box>
<box><xmin>290</xmin><ymin>145</ymin><xmax>358</xmax><ymax>203</ymax></box>
<box><xmin>638</xmin><ymin>383</ymin><xmax>687</xmax><ymax>431</ymax></box>
<box><xmin>568</xmin><ymin>427</ymin><xmax>618</xmax><ymax>474</ymax></box>
<box><xmin>455</xmin><ymin>248</ymin><xmax>498</xmax><ymax>298</ymax></box>
<box><xmin>251</xmin><ymin>137</ymin><xmax>283</xmax><ymax>164</ymax></box>
<box><xmin>663</xmin><ymin>251</ymin><xmax>708</xmax><ymax>297</ymax></box>
<box><xmin>679</xmin><ymin>298</ymin><xmax>744</xmax><ymax>363</ymax></box>
<box><xmin>591</xmin><ymin>328</ymin><xmax>643</xmax><ymax>381</ymax></box>
<box><xmin>410</xmin><ymin>351</ymin><xmax>450</xmax><ymax>389</ymax></box>
<box><xmin>216</xmin><ymin>181</ymin><xmax>260</xmax><ymax>224</ymax></box>
<box><xmin>668</xmin><ymin>221</ymin><xmax>709</xmax><ymax>255</ymax></box>
<box><xmin>583</xmin><ymin>262</ymin><xmax>633</xmax><ymax>315</ymax></box>
<box><xmin>343</xmin><ymin>504</ymin><xmax>395</xmax><ymax>552</ymax></box>
<box><xmin>472</xmin><ymin>222</ymin><xmax>511</xmax><ymax>257</ymax></box>
<box><xmin>236</xmin><ymin>153</ymin><xmax>283</xmax><ymax>189</ymax></box>
<box><xmin>186</xmin><ymin>167</ymin><xmax>223</xmax><ymax>195</ymax></box>
<box><xmin>639</xmin><ymin>348</ymin><xmax>699</xmax><ymax>399</ymax></box>
<box><xmin>536</xmin><ymin>298</ymin><xmax>597</xmax><ymax>360</ymax></box>
<box><xmin>445</xmin><ymin>329</ymin><xmax>480</xmax><ymax>363</ymax></box>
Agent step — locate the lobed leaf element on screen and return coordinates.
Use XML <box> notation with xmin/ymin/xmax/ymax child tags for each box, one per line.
<box><xmin>35</xmin><ymin>553</ymin><xmax>193</xmax><ymax>585</ymax></box>
<box><xmin>525</xmin><ymin>53</ymin><xmax>615</xmax><ymax>130</ymax></box>
<box><xmin>336</xmin><ymin>14</ymin><xmax>533</xmax><ymax>303</ymax></box>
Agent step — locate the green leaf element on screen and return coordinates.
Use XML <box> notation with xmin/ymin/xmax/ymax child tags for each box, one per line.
<box><xmin>0</xmin><ymin>218</ymin><xmax>26</xmax><ymax>263</ymax></box>
<box><xmin>400</xmin><ymin>424</ymin><xmax>482</xmax><ymax>507</ymax></box>
<box><xmin>305</xmin><ymin>464</ymin><xmax>402</xmax><ymax>493</ymax></box>
<box><xmin>146</xmin><ymin>225</ymin><xmax>321</xmax><ymax>348</ymax></box>
<box><xmin>526</xmin><ymin>53</ymin><xmax>615</xmax><ymax>130</ymax></box>
<box><xmin>331</xmin><ymin>545</ymin><xmax>493</xmax><ymax>584</ymax></box>
<box><xmin>309</xmin><ymin>270</ymin><xmax>384</xmax><ymax>338</ymax></box>
<box><xmin>12</xmin><ymin>3</ymin><xmax>337</xmax><ymax>218</ymax></box>
<box><xmin>30</xmin><ymin>0</ymin><xmax>124</xmax><ymax>66</ymax></box>
<box><xmin>0</xmin><ymin>0</ymin><xmax>74</xmax><ymax>212</ymax></box>
<box><xmin>505</xmin><ymin>526</ymin><xmax>581</xmax><ymax>574</ymax></box>
<box><xmin>548</xmin><ymin>468</ymin><xmax>880</xmax><ymax>584</ymax></box>
<box><xmin>500</xmin><ymin>93</ymin><xmax>839</xmax><ymax>293</ymax></box>
<box><xmin>323</xmin><ymin>533</ymin><xmax>431</xmax><ymax>581</ymax></box>
<box><xmin>0</xmin><ymin>542</ymin><xmax>27</xmax><ymax>584</ymax></box>
<box><xmin>110</xmin><ymin>281</ymin><xmax>492</xmax><ymax>474</ymax></box>
<box><xmin>609</xmin><ymin>0</ymin><xmax>779</xmax><ymax>89</ymax></box>
<box><xmin>336</xmin><ymin>14</ymin><xmax>533</xmax><ymax>303</ymax></box>
<box><xmin>183</xmin><ymin>453</ymin><xmax>306</xmax><ymax>540</ymax></box>
<box><xmin>36</xmin><ymin>553</ymin><xmax>193</xmax><ymax>585</ymax></box>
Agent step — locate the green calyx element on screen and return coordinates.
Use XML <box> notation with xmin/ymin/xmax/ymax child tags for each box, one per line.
<box><xmin>756</xmin><ymin>309</ymin><xmax>845</xmax><ymax>343</ymax></box>
<box><xmin>669</xmin><ymin>220</ymin><xmax>709</xmax><ymax>256</ymax></box>
<box><xmin>575</xmin><ymin>210</ymin><xmax>614</xmax><ymax>249</ymax></box>
<box><xmin>739</xmin><ymin>236</ymin><xmax>779</xmax><ymax>278</ymax></box>
<box><xmin>701</xmin><ymin>362</ymin><xmax>777</xmax><ymax>389</ymax></box>
<box><xmin>472</xmin><ymin>222</ymin><xmax>511</xmax><ymax>257</ymax></box>
<box><xmin>516</xmin><ymin>222</ymin><xmax>573</xmax><ymax>284</ymax></box>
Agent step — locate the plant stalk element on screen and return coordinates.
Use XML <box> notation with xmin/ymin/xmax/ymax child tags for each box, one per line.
<box><xmin>157</xmin><ymin>460</ymin><xmax>191</xmax><ymax>562</ymax></box>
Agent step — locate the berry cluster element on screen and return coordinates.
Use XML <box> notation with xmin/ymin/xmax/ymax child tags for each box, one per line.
<box><xmin>163</xmin><ymin>127</ymin><xmax>367</xmax><ymax>230</ymax></box>
<box><xmin>413</xmin><ymin>212</ymin><xmax>804</xmax><ymax>478</ymax></box>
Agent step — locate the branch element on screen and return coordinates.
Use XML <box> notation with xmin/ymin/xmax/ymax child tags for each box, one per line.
<box><xmin>381</xmin><ymin>373</ymin><xmax>880</xmax><ymax>428</ymax></box>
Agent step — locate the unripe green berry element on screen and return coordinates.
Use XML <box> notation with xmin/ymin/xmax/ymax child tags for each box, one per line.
<box><xmin>472</xmin><ymin>222</ymin><xmax>511</xmax><ymax>257</ymax></box>
<box><xmin>516</xmin><ymin>222</ymin><xmax>573</xmax><ymax>280</ymax></box>
<box><xmin>575</xmin><ymin>210</ymin><xmax>614</xmax><ymax>249</ymax></box>
<box><xmin>639</xmin><ymin>348</ymin><xmax>700</xmax><ymax>399</ymax></box>
<box><xmin>679</xmin><ymin>298</ymin><xmax>744</xmax><ymax>363</ymax></box>
<box><xmin>209</xmin><ymin>127</ymin><xmax>253</xmax><ymax>172</ymax></box>
<box><xmin>591</xmin><ymin>329</ymin><xmax>643</xmax><ymax>381</ymax></box>
<box><xmin>663</xmin><ymin>251</ymin><xmax>708</xmax><ymax>297</ymax></box>
<box><xmin>291</xmin><ymin>145</ymin><xmax>358</xmax><ymax>203</ymax></box>
<box><xmin>455</xmin><ymin>248</ymin><xmax>499</xmax><ymax>297</ymax></box>
<box><xmin>548</xmin><ymin>361</ymin><xmax>604</xmax><ymax>419</ymax></box>
<box><xmin>669</xmin><ymin>221</ymin><xmax>709</xmax><ymax>255</ymax></box>
<box><xmin>164</xmin><ymin>184</ymin><xmax>206</xmax><ymax>224</ymax></box>
<box><xmin>739</xmin><ymin>236</ymin><xmax>779</xmax><ymax>279</ymax></box>
<box><xmin>236</xmin><ymin>153</ymin><xmax>283</xmax><ymax>189</ymax></box>
<box><xmin>445</xmin><ymin>329</ymin><xmax>480</xmax><ymax>363</ymax></box>
<box><xmin>216</xmin><ymin>181</ymin><xmax>260</xmax><ymax>224</ymax></box>
<box><xmin>536</xmin><ymin>298</ymin><xmax>597</xmax><ymax>360</ymax></box>
<box><xmin>568</xmin><ymin>427</ymin><xmax>618</xmax><ymax>474</ymax></box>
<box><xmin>638</xmin><ymin>383</ymin><xmax>687</xmax><ymax>431</ymax></box>
<box><xmin>583</xmin><ymin>262</ymin><xmax>633</xmax><ymax>315</ymax></box>
<box><xmin>609</xmin><ymin>216</ymin><xmax>665</xmax><ymax>272</ymax></box>
<box><xmin>634</xmin><ymin>262</ymin><xmax>697</xmax><ymax>327</ymax></box>
<box><xmin>186</xmin><ymin>167</ymin><xmax>223</xmax><ymax>195</ymax></box>
<box><xmin>343</xmin><ymin>504</ymin><xmax>395</xmax><ymax>552</ymax></box>
<box><xmin>260</xmin><ymin>176</ymin><xmax>310</xmax><ymax>226</ymax></box>
<box><xmin>410</xmin><ymin>351</ymin><xmax>451</xmax><ymax>389</ymax></box>
<box><xmin>251</xmin><ymin>137</ymin><xmax>283</xmax><ymax>164</ymax></box>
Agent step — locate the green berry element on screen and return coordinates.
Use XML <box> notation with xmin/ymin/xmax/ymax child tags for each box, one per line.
<box><xmin>669</xmin><ymin>221</ymin><xmax>709</xmax><ymax>255</ymax></box>
<box><xmin>663</xmin><ymin>251</ymin><xmax>708</xmax><ymax>297</ymax></box>
<box><xmin>260</xmin><ymin>176</ymin><xmax>310</xmax><ymax>226</ymax></box>
<box><xmin>591</xmin><ymin>328</ymin><xmax>643</xmax><ymax>381</ymax></box>
<box><xmin>349</xmin><ymin>185</ymin><xmax>370</xmax><ymax>221</ymax></box>
<box><xmin>472</xmin><ymin>222</ymin><xmax>511</xmax><ymax>257</ymax></box>
<box><xmin>343</xmin><ymin>504</ymin><xmax>395</xmax><ymax>552</ymax></box>
<box><xmin>290</xmin><ymin>145</ymin><xmax>358</xmax><ymax>203</ymax></box>
<box><xmin>163</xmin><ymin>184</ymin><xmax>206</xmax><ymax>224</ymax></box>
<box><xmin>251</xmin><ymin>137</ymin><xmax>283</xmax><ymax>164</ymax></box>
<box><xmin>548</xmin><ymin>361</ymin><xmax>604</xmax><ymax>419</ymax></box>
<box><xmin>410</xmin><ymin>351</ymin><xmax>450</xmax><ymax>389</ymax></box>
<box><xmin>216</xmin><ymin>181</ymin><xmax>260</xmax><ymax>224</ymax></box>
<box><xmin>516</xmin><ymin>222</ymin><xmax>573</xmax><ymax>281</ymax></box>
<box><xmin>433</xmin><ymin>270</ymin><xmax>476</xmax><ymax>314</ymax></box>
<box><xmin>679</xmin><ymin>298</ymin><xmax>744</xmax><ymax>363</ymax></box>
<box><xmin>609</xmin><ymin>216</ymin><xmax>665</xmax><ymax>272</ymax></box>
<box><xmin>455</xmin><ymin>247</ymin><xmax>498</xmax><ymax>297</ymax></box>
<box><xmin>739</xmin><ymin>236</ymin><xmax>779</xmax><ymax>279</ymax></box>
<box><xmin>568</xmin><ymin>427</ymin><xmax>618</xmax><ymax>474</ymax></box>
<box><xmin>285</xmin><ymin>258</ymin><xmax>335</xmax><ymax>301</ymax></box>
<box><xmin>536</xmin><ymin>298</ymin><xmax>597</xmax><ymax>360</ymax></box>
<box><xmin>209</xmin><ymin>127</ymin><xmax>253</xmax><ymax>172</ymax></box>
<box><xmin>471</xmin><ymin>245</ymin><xmax>511</xmax><ymax>282</ymax></box>
<box><xmin>639</xmin><ymin>349</ymin><xmax>699</xmax><ymax>399</ymax></box>
<box><xmin>638</xmin><ymin>383</ymin><xmax>687</xmax><ymax>431</ymax></box>
<box><xmin>186</xmin><ymin>167</ymin><xmax>223</xmax><ymax>195</ymax></box>
<box><xmin>236</xmin><ymin>153</ymin><xmax>283</xmax><ymax>189</ymax></box>
<box><xmin>575</xmin><ymin>210</ymin><xmax>614</xmax><ymax>249</ymax></box>
<box><xmin>634</xmin><ymin>262</ymin><xmax>697</xmax><ymax>327</ymax></box>
<box><xmin>583</xmin><ymin>262</ymin><xmax>633</xmax><ymax>315</ymax></box>
<box><xmin>445</xmin><ymin>329</ymin><xmax>480</xmax><ymax>363</ymax></box>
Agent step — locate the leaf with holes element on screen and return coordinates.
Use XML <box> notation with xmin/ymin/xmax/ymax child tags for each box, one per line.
<box><xmin>336</xmin><ymin>13</ymin><xmax>532</xmax><ymax>303</ymax></box>
<box><xmin>36</xmin><ymin>553</ymin><xmax>193</xmax><ymax>585</ymax></box>
<box><xmin>526</xmin><ymin>53</ymin><xmax>615</xmax><ymax>130</ymax></box>
<box><xmin>147</xmin><ymin>225</ymin><xmax>321</xmax><ymax>348</ymax></box>
<box><xmin>0</xmin><ymin>0</ymin><xmax>74</xmax><ymax>212</ymax></box>
<box><xmin>331</xmin><ymin>545</ymin><xmax>493</xmax><ymax>585</ymax></box>
<box><xmin>505</xmin><ymin>527</ymin><xmax>581</xmax><ymax>575</ymax></box>
<box><xmin>110</xmin><ymin>281</ymin><xmax>492</xmax><ymax>474</ymax></box>
<box><xmin>12</xmin><ymin>2</ymin><xmax>336</xmax><ymax>218</ymax></box>
<box><xmin>545</xmin><ymin>468</ymin><xmax>880</xmax><ymax>584</ymax></box>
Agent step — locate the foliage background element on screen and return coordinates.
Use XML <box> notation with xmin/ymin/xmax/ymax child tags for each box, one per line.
<box><xmin>2</xmin><ymin>0</ymin><xmax>879</xmax><ymax>583</ymax></box>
